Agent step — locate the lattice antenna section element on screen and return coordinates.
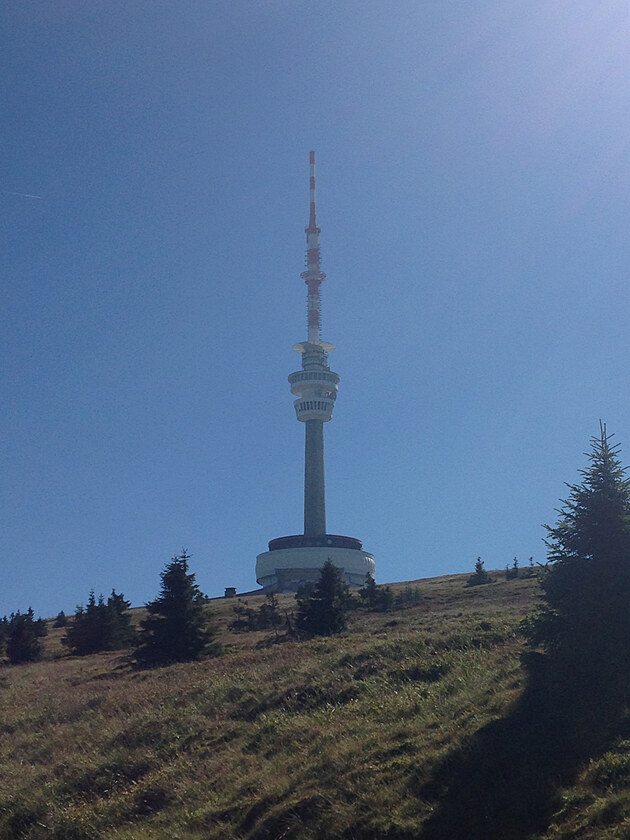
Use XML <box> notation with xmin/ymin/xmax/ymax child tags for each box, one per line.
<box><xmin>290</xmin><ymin>151</ymin><xmax>339</xmax><ymax>424</ymax></box>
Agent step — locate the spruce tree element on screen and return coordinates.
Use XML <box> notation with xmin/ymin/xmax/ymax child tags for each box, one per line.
<box><xmin>64</xmin><ymin>591</ymin><xmax>102</xmax><ymax>655</ymax></box>
<box><xmin>505</xmin><ymin>556</ymin><xmax>519</xmax><ymax>580</ymax></box>
<box><xmin>229</xmin><ymin>593</ymin><xmax>285</xmax><ymax>634</ymax></box>
<box><xmin>53</xmin><ymin>610</ymin><xmax>67</xmax><ymax>628</ymax></box>
<box><xmin>0</xmin><ymin>616</ymin><xmax>8</xmax><ymax>656</ymax></box>
<box><xmin>6</xmin><ymin>608</ymin><xmax>47</xmax><ymax>664</ymax></box>
<box><xmin>103</xmin><ymin>590</ymin><xmax>135</xmax><ymax>649</ymax></box>
<box><xmin>360</xmin><ymin>572</ymin><xmax>378</xmax><ymax>608</ymax></box>
<box><xmin>135</xmin><ymin>550</ymin><xmax>219</xmax><ymax>667</ymax></box>
<box><xmin>529</xmin><ymin>424</ymin><xmax>630</xmax><ymax>701</ymax></box>
<box><xmin>64</xmin><ymin>589</ymin><xmax>135</xmax><ymax>656</ymax></box>
<box><xmin>296</xmin><ymin>559</ymin><xmax>350</xmax><ymax>636</ymax></box>
<box><xmin>378</xmin><ymin>585</ymin><xmax>395</xmax><ymax>611</ymax></box>
<box><xmin>466</xmin><ymin>557</ymin><xmax>493</xmax><ymax>587</ymax></box>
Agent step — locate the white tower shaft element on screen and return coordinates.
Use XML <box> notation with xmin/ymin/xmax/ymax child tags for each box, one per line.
<box><xmin>288</xmin><ymin>151</ymin><xmax>340</xmax><ymax>534</ymax></box>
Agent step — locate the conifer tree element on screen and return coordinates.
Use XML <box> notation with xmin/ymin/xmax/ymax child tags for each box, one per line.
<box><xmin>53</xmin><ymin>610</ymin><xmax>67</xmax><ymax>628</ymax></box>
<box><xmin>64</xmin><ymin>589</ymin><xmax>135</xmax><ymax>656</ymax></box>
<box><xmin>466</xmin><ymin>557</ymin><xmax>493</xmax><ymax>587</ymax></box>
<box><xmin>0</xmin><ymin>616</ymin><xmax>8</xmax><ymax>656</ymax></box>
<box><xmin>135</xmin><ymin>550</ymin><xmax>219</xmax><ymax>667</ymax></box>
<box><xmin>360</xmin><ymin>572</ymin><xmax>378</xmax><ymax>608</ymax></box>
<box><xmin>229</xmin><ymin>592</ymin><xmax>285</xmax><ymax>634</ymax></box>
<box><xmin>5</xmin><ymin>608</ymin><xmax>47</xmax><ymax>664</ymax></box>
<box><xmin>296</xmin><ymin>559</ymin><xmax>350</xmax><ymax>636</ymax></box>
<box><xmin>360</xmin><ymin>573</ymin><xmax>399</xmax><ymax>611</ymax></box>
<box><xmin>103</xmin><ymin>590</ymin><xmax>136</xmax><ymax>649</ymax></box>
<box><xmin>379</xmin><ymin>585</ymin><xmax>395</xmax><ymax>611</ymax></box>
<box><xmin>529</xmin><ymin>424</ymin><xmax>630</xmax><ymax>700</ymax></box>
<box><xmin>505</xmin><ymin>557</ymin><xmax>520</xmax><ymax>580</ymax></box>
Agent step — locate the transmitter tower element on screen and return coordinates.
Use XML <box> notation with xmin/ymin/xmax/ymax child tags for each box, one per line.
<box><xmin>256</xmin><ymin>152</ymin><xmax>375</xmax><ymax>591</ymax></box>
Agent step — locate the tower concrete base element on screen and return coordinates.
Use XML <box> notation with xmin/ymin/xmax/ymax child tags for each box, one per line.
<box><xmin>256</xmin><ymin>537</ymin><xmax>375</xmax><ymax>591</ymax></box>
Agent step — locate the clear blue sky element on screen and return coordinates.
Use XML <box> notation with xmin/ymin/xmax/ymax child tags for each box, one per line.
<box><xmin>3</xmin><ymin>1</ymin><xmax>630</xmax><ymax>618</ymax></box>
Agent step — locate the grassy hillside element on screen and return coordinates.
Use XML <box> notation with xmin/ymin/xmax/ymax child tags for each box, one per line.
<box><xmin>1</xmin><ymin>573</ymin><xmax>629</xmax><ymax>839</ymax></box>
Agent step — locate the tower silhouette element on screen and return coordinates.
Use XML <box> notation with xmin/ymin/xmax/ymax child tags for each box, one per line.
<box><xmin>256</xmin><ymin>152</ymin><xmax>375</xmax><ymax>591</ymax></box>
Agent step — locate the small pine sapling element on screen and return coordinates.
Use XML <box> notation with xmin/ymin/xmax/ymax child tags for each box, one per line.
<box><xmin>360</xmin><ymin>572</ymin><xmax>378</xmax><ymax>608</ymax></box>
<box><xmin>466</xmin><ymin>557</ymin><xmax>494</xmax><ymax>587</ymax></box>
<box><xmin>506</xmin><ymin>557</ymin><xmax>519</xmax><ymax>580</ymax></box>
<box><xmin>296</xmin><ymin>559</ymin><xmax>350</xmax><ymax>636</ymax></box>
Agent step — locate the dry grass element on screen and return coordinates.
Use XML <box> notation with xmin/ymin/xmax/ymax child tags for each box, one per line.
<box><xmin>1</xmin><ymin>572</ymin><xmax>628</xmax><ymax>839</ymax></box>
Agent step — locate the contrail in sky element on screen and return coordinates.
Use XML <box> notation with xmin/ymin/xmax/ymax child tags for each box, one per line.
<box><xmin>2</xmin><ymin>189</ymin><xmax>43</xmax><ymax>199</ymax></box>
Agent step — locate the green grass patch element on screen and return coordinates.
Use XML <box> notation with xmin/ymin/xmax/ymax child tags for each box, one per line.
<box><xmin>1</xmin><ymin>574</ymin><xmax>628</xmax><ymax>838</ymax></box>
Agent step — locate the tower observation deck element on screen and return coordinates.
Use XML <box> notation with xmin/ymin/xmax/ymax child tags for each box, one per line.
<box><xmin>256</xmin><ymin>152</ymin><xmax>375</xmax><ymax>591</ymax></box>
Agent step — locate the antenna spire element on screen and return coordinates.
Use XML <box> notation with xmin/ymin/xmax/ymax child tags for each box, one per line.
<box><xmin>308</xmin><ymin>149</ymin><xmax>318</xmax><ymax>231</ymax></box>
<box><xmin>301</xmin><ymin>150</ymin><xmax>326</xmax><ymax>342</ymax></box>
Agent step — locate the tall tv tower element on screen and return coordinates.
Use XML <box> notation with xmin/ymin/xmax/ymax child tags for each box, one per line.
<box><xmin>256</xmin><ymin>152</ymin><xmax>375</xmax><ymax>591</ymax></box>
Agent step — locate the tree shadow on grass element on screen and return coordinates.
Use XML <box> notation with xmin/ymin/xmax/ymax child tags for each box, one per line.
<box><xmin>417</xmin><ymin>652</ymin><xmax>629</xmax><ymax>840</ymax></box>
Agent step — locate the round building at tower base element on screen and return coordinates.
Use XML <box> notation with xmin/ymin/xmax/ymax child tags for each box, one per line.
<box><xmin>256</xmin><ymin>534</ymin><xmax>375</xmax><ymax>591</ymax></box>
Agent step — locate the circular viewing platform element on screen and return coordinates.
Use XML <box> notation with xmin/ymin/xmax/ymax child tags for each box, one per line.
<box><xmin>256</xmin><ymin>535</ymin><xmax>374</xmax><ymax>591</ymax></box>
<box><xmin>268</xmin><ymin>534</ymin><xmax>363</xmax><ymax>552</ymax></box>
